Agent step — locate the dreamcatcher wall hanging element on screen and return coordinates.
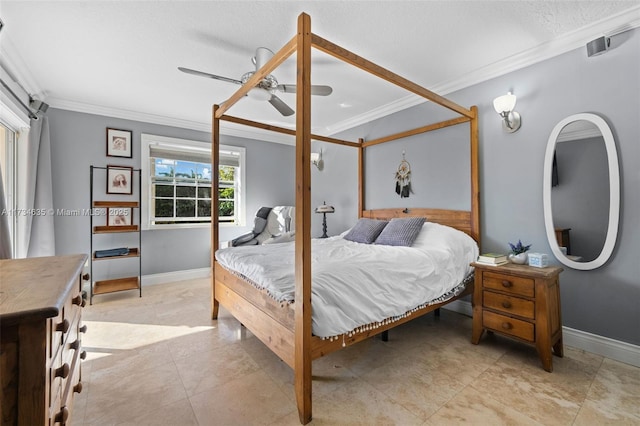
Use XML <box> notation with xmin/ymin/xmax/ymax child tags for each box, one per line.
<box><xmin>395</xmin><ymin>151</ymin><xmax>413</xmax><ymax>198</ymax></box>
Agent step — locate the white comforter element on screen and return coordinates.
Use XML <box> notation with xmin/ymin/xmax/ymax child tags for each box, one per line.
<box><xmin>215</xmin><ymin>222</ymin><xmax>479</xmax><ymax>337</ymax></box>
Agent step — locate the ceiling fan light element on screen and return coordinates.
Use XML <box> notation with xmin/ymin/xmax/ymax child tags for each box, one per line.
<box><xmin>247</xmin><ymin>87</ymin><xmax>271</xmax><ymax>101</ymax></box>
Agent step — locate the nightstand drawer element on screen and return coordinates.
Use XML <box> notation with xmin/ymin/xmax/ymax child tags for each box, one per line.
<box><xmin>483</xmin><ymin>291</ymin><xmax>535</xmax><ymax>319</ymax></box>
<box><xmin>483</xmin><ymin>271</ymin><xmax>534</xmax><ymax>298</ymax></box>
<box><xmin>483</xmin><ymin>311</ymin><xmax>534</xmax><ymax>342</ymax></box>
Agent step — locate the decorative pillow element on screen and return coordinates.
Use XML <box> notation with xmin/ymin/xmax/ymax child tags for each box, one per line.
<box><xmin>343</xmin><ymin>218</ymin><xmax>389</xmax><ymax>244</ymax></box>
<box><xmin>375</xmin><ymin>217</ymin><xmax>426</xmax><ymax>247</ymax></box>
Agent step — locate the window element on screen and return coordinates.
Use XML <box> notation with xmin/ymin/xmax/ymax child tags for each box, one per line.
<box><xmin>141</xmin><ymin>134</ymin><xmax>245</xmax><ymax>230</ymax></box>
<box><xmin>0</xmin><ymin>122</ymin><xmax>17</xmax><ymax>255</ymax></box>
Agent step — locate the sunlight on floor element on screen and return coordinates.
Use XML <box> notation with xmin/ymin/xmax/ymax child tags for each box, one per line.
<box><xmin>83</xmin><ymin>320</ymin><xmax>215</xmax><ymax>361</ymax></box>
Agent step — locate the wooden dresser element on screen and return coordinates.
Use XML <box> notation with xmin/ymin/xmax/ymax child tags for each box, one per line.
<box><xmin>1</xmin><ymin>254</ymin><xmax>88</xmax><ymax>425</ymax></box>
<box><xmin>471</xmin><ymin>262</ymin><xmax>563</xmax><ymax>372</ymax></box>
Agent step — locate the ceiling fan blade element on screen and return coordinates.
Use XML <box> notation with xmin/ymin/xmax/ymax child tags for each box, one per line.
<box><xmin>178</xmin><ymin>67</ymin><xmax>242</xmax><ymax>85</ymax></box>
<box><xmin>277</xmin><ymin>84</ymin><xmax>333</xmax><ymax>96</ymax></box>
<box><xmin>268</xmin><ymin>95</ymin><xmax>295</xmax><ymax>116</ymax></box>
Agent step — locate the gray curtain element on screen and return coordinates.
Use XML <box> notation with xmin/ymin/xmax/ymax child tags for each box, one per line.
<box><xmin>0</xmin><ymin>162</ymin><xmax>12</xmax><ymax>259</ymax></box>
<box><xmin>23</xmin><ymin>115</ymin><xmax>55</xmax><ymax>257</ymax></box>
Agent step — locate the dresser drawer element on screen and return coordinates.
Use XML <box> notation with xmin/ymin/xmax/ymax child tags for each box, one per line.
<box><xmin>482</xmin><ymin>311</ymin><xmax>534</xmax><ymax>342</ymax></box>
<box><xmin>483</xmin><ymin>291</ymin><xmax>535</xmax><ymax>320</ymax></box>
<box><xmin>483</xmin><ymin>271</ymin><xmax>534</xmax><ymax>298</ymax></box>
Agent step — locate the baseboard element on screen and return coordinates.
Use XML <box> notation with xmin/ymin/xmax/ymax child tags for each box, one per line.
<box><xmin>443</xmin><ymin>300</ymin><xmax>640</xmax><ymax>368</ymax></box>
<box><xmin>442</xmin><ymin>299</ymin><xmax>474</xmax><ymax>317</ymax></box>
<box><xmin>142</xmin><ymin>267</ymin><xmax>210</xmax><ymax>286</ymax></box>
<box><xmin>562</xmin><ymin>327</ymin><xmax>640</xmax><ymax>368</ymax></box>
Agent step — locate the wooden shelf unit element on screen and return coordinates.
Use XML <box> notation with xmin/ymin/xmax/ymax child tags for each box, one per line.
<box><xmin>93</xmin><ymin>247</ymin><xmax>140</xmax><ymax>261</ymax></box>
<box><xmin>93</xmin><ymin>277</ymin><xmax>140</xmax><ymax>295</ymax></box>
<box><xmin>89</xmin><ymin>165</ymin><xmax>142</xmax><ymax>304</ymax></box>
<box><xmin>93</xmin><ymin>200</ymin><xmax>139</xmax><ymax>208</ymax></box>
<box><xmin>93</xmin><ymin>225</ymin><xmax>139</xmax><ymax>233</ymax></box>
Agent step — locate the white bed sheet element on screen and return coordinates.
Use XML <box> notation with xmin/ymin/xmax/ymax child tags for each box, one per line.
<box><xmin>215</xmin><ymin>222</ymin><xmax>479</xmax><ymax>337</ymax></box>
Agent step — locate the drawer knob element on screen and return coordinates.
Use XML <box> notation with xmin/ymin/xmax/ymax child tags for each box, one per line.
<box><xmin>73</xmin><ymin>294</ymin><xmax>87</xmax><ymax>307</ymax></box>
<box><xmin>54</xmin><ymin>407</ymin><xmax>69</xmax><ymax>424</ymax></box>
<box><xmin>56</xmin><ymin>319</ymin><xmax>70</xmax><ymax>333</ymax></box>
<box><xmin>501</xmin><ymin>301</ymin><xmax>512</xmax><ymax>309</ymax></box>
<box><xmin>79</xmin><ymin>324</ymin><xmax>88</xmax><ymax>333</ymax></box>
<box><xmin>74</xmin><ymin>381</ymin><xmax>83</xmax><ymax>394</ymax></box>
<box><xmin>70</xmin><ymin>339</ymin><xmax>81</xmax><ymax>350</ymax></box>
<box><xmin>501</xmin><ymin>280</ymin><xmax>513</xmax><ymax>288</ymax></box>
<box><xmin>80</xmin><ymin>350</ymin><xmax>87</xmax><ymax>360</ymax></box>
<box><xmin>55</xmin><ymin>363</ymin><xmax>70</xmax><ymax>379</ymax></box>
<box><xmin>82</xmin><ymin>273</ymin><xmax>90</xmax><ymax>281</ymax></box>
<box><xmin>501</xmin><ymin>322</ymin><xmax>513</xmax><ymax>330</ymax></box>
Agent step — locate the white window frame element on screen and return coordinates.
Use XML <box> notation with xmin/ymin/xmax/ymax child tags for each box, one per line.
<box><xmin>0</xmin><ymin>99</ymin><xmax>29</xmax><ymax>258</ymax></box>
<box><xmin>141</xmin><ymin>134</ymin><xmax>245</xmax><ymax>230</ymax></box>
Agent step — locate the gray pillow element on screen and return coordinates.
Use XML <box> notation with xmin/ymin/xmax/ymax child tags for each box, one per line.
<box><xmin>343</xmin><ymin>218</ymin><xmax>389</xmax><ymax>244</ymax></box>
<box><xmin>375</xmin><ymin>217</ymin><xmax>426</xmax><ymax>247</ymax></box>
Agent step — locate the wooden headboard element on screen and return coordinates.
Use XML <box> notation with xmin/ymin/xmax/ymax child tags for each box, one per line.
<box><xmin>362</xmin><ymin>208</ymin><xmax>476</xmax><ymax>242</ymax></box>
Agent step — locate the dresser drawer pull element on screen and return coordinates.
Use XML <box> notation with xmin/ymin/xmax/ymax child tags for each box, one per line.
<box><xmin>80</xmin><ymin>350</ymin><xmax>87</xmax><ymax>360</ymax></box>
<box><xmin>79</xmin><ymin>324</ymin><xmax>88</xmax><ymax>333</ymax></box>
<box><xmin>56</xmin><ymin>319</ymin><xmax>70</xmax><ymax>333</ymax></box>
<box><xmin>54</xmin><ymin>406</ymin><xmax>69</xmax><ymax>424</ymax></box>
<box><xmin>501</xmin><ymin>301</ymin><xmax>512</xmax><ymax>309</ymax></box>
<box><xmin>501</xmin><ymin>322</ymin><xmax>513</xmax><ymax>330</ymax></box>
<box><xmin>74</xmin><ymin>381</ymin><xmax>83</xmax><ymax>394</ymax></box>
<box><xmin>72</xmin><ymin>294</ymin><xmax>86</xmax><ymax>307</ymax></box>
<box><xmin>55</xmin><ymin>363</ymin><xmax>70</xmax><ymax>379</ymax></box>
<box><xmin>70</xmin><ymin>339</ymin><xmax>81</xmax><ymax>351</ymax></box>
<box><xmin>501</xmin><ymin>280</ymin><xmax>513</xmax><ymax>288</ymax></box>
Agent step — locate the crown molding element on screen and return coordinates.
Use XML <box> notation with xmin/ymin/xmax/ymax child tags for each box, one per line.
<box><xmin>0</xmin><ymin>35</ymin><xmax>43</xmax><ymax>98</ymax></box>
<box><xmin>47</xmin><ymin>97</ymin><xmax>296</xmax><ymax>145</ymax></box>
<box><xmin>8</xmin><ymin>6</ymin><xmax>639</xmax><ymax>142</ymax></box>
<box><xmin>326</xmin><ymin>5</ymin><xmax>640</xmax><ymax>136</ymax></box>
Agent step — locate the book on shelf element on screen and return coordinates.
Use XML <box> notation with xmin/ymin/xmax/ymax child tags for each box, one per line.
<box><xmin>477</xmin><ymin>253</ymin><xmax>508</xmax><ymax>264</ymax></box>
<box><xmin>475</xmin><ymin>259</ymin><xmax>509</xmax><ymax>267</ymax></box>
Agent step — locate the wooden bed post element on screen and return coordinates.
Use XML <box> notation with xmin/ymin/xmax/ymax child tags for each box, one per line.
<box><xmin>211</xmin><ymin>104</ymin><xmax>220</xmax><ymax>319</ymax></box>
<box><xmin>294</xmin><ymin>12</ymin><xmax>313</xmax><ymax>425</ymax></box>
<box><xmin>469</xmin><ymin>105</ymin><xmax>481</xmax><ymax>247</ymax></box>
<box><xmin>358</xmin><ymin>138</ymin><xmax>364</xmax><ymax>218</ymax></box>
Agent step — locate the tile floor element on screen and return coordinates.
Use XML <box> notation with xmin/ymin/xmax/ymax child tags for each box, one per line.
<box><xmin>71</xmin><ymin>278</ymin><xmax>640</xmax><ymax>425</ymax></box>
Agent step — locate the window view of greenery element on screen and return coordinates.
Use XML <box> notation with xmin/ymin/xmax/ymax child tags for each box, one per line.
<box><xmin>151</xmin><ymin>158</ymin><xmax>237</xmax><ymax>225</ymax></box>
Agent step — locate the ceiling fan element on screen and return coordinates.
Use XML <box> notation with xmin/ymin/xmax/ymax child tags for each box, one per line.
<box><xmin>179</xmin><ymin>47</ymin><xmax>333</xmax><ymax>116</ymax></box>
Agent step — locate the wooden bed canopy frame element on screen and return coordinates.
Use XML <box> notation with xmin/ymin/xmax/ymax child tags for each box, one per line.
<box><xmin>211</xmin><ymin>13</ymin><xmax>479</xmax><ymax>424</ymax></box>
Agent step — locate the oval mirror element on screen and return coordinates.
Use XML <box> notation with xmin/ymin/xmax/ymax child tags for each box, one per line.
<box><xmin>543</xmin><ymin>113</ymin><xmax>620</xmax><ymax>270</ymax></box>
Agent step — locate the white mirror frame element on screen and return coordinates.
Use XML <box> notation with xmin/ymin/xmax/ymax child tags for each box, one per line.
<box><xmin>543</xmin><ymin>113</ymin><xmax>620</xmax><ymax>270</ymax></box>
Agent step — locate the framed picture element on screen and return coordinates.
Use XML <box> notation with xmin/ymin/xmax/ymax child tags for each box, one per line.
<box><xmin>106</xmin><ymin>128</ymin><xmax>132</xmax><ymax>158</ymax></box>
<box><xmin>106</xmin><ymin>165</ymin><xmax>133</xmax><ymax>194</ymax></box>
<box><xmin>107</xmin><ymin>208</ymin><xmax>132</xmax><ymax>226</ymax></box>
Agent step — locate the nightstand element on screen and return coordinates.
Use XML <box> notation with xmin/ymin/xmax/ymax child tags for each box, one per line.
<box><xmin>471</xmin><ymin>262</ymin><xmax>564</xmax><ymax>372</ymax></box>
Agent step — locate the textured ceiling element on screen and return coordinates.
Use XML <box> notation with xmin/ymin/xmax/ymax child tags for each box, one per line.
<box><xmin>1</xmin><ymin>1</ymin><xmax>639</xmax><ymax>140</ymax></box>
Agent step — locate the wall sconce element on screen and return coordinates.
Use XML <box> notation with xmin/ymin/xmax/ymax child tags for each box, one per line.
<box><xmin>311</xmin><ymin>149</ymin><xmax>324</xmax><ymax>171</ymax></box>
<box><xmin>493</xmin><ymin>92</ymin><xmax>521</xmax><ymax>133</ymax></box>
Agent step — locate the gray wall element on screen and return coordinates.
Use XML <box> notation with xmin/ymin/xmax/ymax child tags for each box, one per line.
<box><xmin>315</xmin><ymin>29</ymin><xmax>640</xmax><ymax>346</ymax></box>
<box><xmin>48</xmin><ymin>108</ymin><xmax>295</xmax><ymax>275</ymax></box>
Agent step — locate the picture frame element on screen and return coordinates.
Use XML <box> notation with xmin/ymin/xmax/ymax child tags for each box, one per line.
<box><xmin>106</xmin><ymin>128</ymin><xmax>132</xmax><ymax>158</ymax></box>
<box><xmin>106</xmin><ymin>165</ymin><xmax>133</xmax><ymax>194</ymax></box>
<box><xmin>107</xmin><ymin>208</ymin><xmax>132</xmax><ymax>226</ymax></box>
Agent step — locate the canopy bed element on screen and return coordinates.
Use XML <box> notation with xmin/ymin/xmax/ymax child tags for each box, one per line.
<box><xmin>210</xmin><ymin>13</ymin><xmax>479</xmax><ymax>424</ymax></box>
